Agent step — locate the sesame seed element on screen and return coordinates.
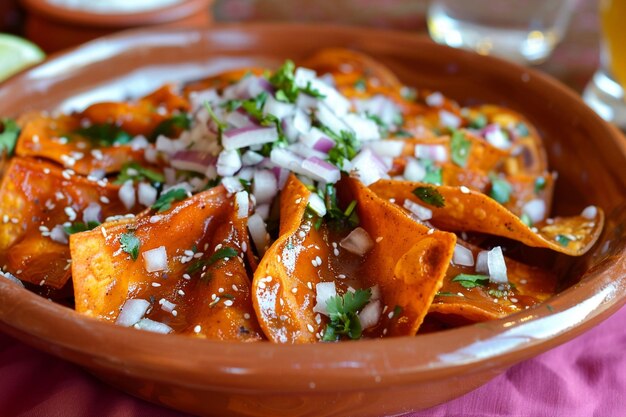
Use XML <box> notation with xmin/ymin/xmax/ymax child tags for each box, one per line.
<box><xmin>211</xmin><ymin>294</ymin><xmax>217</xmax><ymax>300</ymax></box>
<box><xmin>171</xmin><ymin>310</ymin><xmax>178</xmax><ymax>317</ymax></box>
<box><xmin>39</xmin><ymin>279</ymin><xmax>45</xmax><ymax>286</ymax></box>
<box><xmin>382</xmin><ymin>328</ymin><xmax>388</xmax><ymax>335</ymax></box>
<box><xmin>298</xmin><ymin>230</ymin><xmax>306</xmax><ymax>238</ymax></box>
<box><xmin>101</xmin><ymin>228</ymin><xmax>108</xmax><ymax>239</ymax></box>
<box><xmin>43</xmin><ymin>168</ymin><xmax>50</xmax><ymax>174</ymax></box>
<box><xmin>315</xmin><ymin>314</ymin><xmax>321</xmax><ymax>324</ymax></box>
<box><xmin>183</xmin><ymin>273</ymin><xmax>191</xmax><ymax>280</ymax></box>
<box><xmin>376</xmin><ymin>236</ymin><xmax>383</xmax><ymax>243</ymax></box>
<box><xmin>91</xmin><ymin>149</ymin><xmax>104</xmax><ymax>160</ymax></box>
<box><xmin>311</xmin><ymin>259</ymin><xmax>318</xmax><ymax>267</ymax></box>
<box><xmin>457</xmin><ymin>292</ymin><xmax>465</xmax><ymax>297</ymax></box>
<box><xmin>315</xmin><ymin>256</ymin><xmax>322</xmax><ymax>266</ymax></box>
<box><xmin>203</xmin><ymin>243</ymin><xmax>209</xmax><ymax>250</ymax></box>
<box><xmin>2</xmin><ymin>215</ymin><xmax>8</xmax><ymax>223</ymax></box>
<box><xmin>242</xmin><ymin>242</ymin><xmax>247</xmax><ymax>252</ymax></box>
<box><xmin>151</xmin><ymin>282</ymin><xmax>161</xmax><ymax>287</ymax></box>
<box><xmin>307</xmin><ymin>324</ymin><xmax>315</xmax><ymax>333</ymax></box>
<box><xmin>149</xmin><ymin>215</ymin><xmax>162</xmax><ymax>224</ymax></box>
<box><xmin>258</xmin><ymin>281</ymin><xmax>266</xmax><ymax>289</ymax></box>
<box><xmin>510</xmin><ymin>297</ymin><xmax>519</xmax><ymax>303</ymax></box>
<box><xmin>224</xmin><ymin>300</ymin><xmax>234</xmax><ymax>307</ymax></box>
<box><xmin>193</xmin><ymin>325</ymin><xmax>202</xmax><ymax>333</ymax></box>
<box><xmin>333</xmin><ymin>248</ymin><xmax>339</xmax><ymax>256</ymax></box>
<box><xmin>178</xmin><ymin>290</ymin><xmax>185</xmax><ymax>296</ymax></box>
<box><xmin>32</xmin><ymin>135</ymin><xmax>39</xmax><ymax>143</ymax></box>
<box><xmin>337</xmin><ymin>274</ymin><xmax>346</xmax><ymax>279</ymax></box>
<box><xmin>193</xmin><ymin>252</ymin><xmax>203</xmax><ymax>258</ymax></box>
<box><xmin>244</xmin><ymin>313</ymin><xmax>250</xmax><ymax>320</ymax></box>
<box><xmin>215</xmin><ymin>243</ymin><xmax>223</xmax><ymax>251</ymax></box>
<box><xmin>307</xmin><ymin>282</ymin><xmax>313</xmax><ymax>290</ymax></box>
<box><xmin>218</xmin><ymin>287</ymin><xmax>224</xmax><ymax>293</ymax></box>
<box><xmin>388</xmin><ymin>311</ymin><xmax>394</xmax><ymax>319</ymax></box>
<box><xmin>460</xmin><ymin>186</ymin><xmax>470</xmax><ymax>194</ymax></box>
<box><xmin>389</xmin><ymin>198</ymin><xmax>396</xmax><ymax>203</ymax></box>
<box><xmin>184</xmin><ymin>249</ymin><xmax>194</xmax><ymax>257</ymax></box>
<box><xmin>291</xmin><ymin>287</ymin><xmax>298</xmax><ymax>294</ymax></box>
<box><xmin>295</xmin><ymin>198</ymin><xmax>302</xmax><ymax>204</ymax></box>
<box><xmin>427</xmin><ymin>228</ymin><xmax>435</xmax><ymax>235</ymax></box>
<box><xmin>100</xmin><ymin>196</ymin><xmax>110</xmax><ymax>204</ymax></box>
<box><xmin>520</xmin><ymin>279</ymin><xmax>528</xmax><ymax>285</ymax></box>
<box><xmin>64</xmin><ymin>206</ymin><xmax>77</xmax><ymax>221</ymax></box>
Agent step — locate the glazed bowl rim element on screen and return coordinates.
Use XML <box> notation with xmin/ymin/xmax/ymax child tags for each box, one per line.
<box><xmin>0</xmin><ymin>23</ymin><xmax>625</xmax><ymax>394</ymax></box>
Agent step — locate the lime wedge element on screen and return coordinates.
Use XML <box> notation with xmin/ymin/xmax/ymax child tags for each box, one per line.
<box><xmin>0</xmin><ymin>34</ymin><xmax>45</xmax><ymax>82</ymax></box>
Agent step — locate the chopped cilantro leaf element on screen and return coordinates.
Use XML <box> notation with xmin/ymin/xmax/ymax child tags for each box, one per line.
<box><xmin>520</xmin><ymin>213</ymin><xmax>533</xmax><ymax>227</ymax></box>
<box><xmin>115</xmin><ymin>162</ymin><xmax>165</xmax><ymax>185</ymax></box>
<box><xmin>435</xmin><ymin>291</ymin><xmax>460</xmax><ymax>297</ymax></box>
<box><xmin>534</xmin><ymin>176</ymin><xmax>546</xmax><ymax>193</ymax></box>
<box><xmin>321</xmin><ymin>184</ymin><xmax>359</xmax><ymax>229</ymax></box>
<box><xmin>187</xmin><ymin>247</ymin><xmax>239</xmax><ymax>277</ymax></box>
<box><xmin>64</xmin><ymin>221</ymin><xmax>101</xmax><ymax>235</ymax></box>
<box><xmin>489</xmin><ymin>174</ymin><xmax>512</xmax><ymax>204</ymax></box>
<box><xmin>0</xmin><ymin>118</ymin><xmax>20</xmax><ymax>156</ymax></box>
<box><xmin>488</xmin><ymin>288</ymin><xmax>508</xmax><ymax>298</ymax></box>
<box><xmin>269</xmin><ymin>60</ymin><xmax>298</xmax><ymax>102</ymax></box>
<box><xmin>516</xmin><ymin>122</ymin><xmax>530</xmax><ymax>137</ymax></box>
<box><xmin>204</xmin><ymin>102</ymin><xmax>227</xmax><ymax>131</ymax></box>
<box><xmin>413</xmin><ymin>186</ymin><xmax>445</xmax><ymax>208</ymax></box>
<box><xmin>324</xmin><ymin>128</ymin><xmax>360</xmax><ymax>169</ymax></box>
<box><xmin>239</xmin><ymin>178</ymin><xmax>252</xmax><ymax>193</ymax></box>
<box><xmin>394</xmin><ymin>129</ymin><xmax>413</xmax><ymax>138</ymax></box>
<box><xmin>150</xmin><ymin>113</ymin><xmax>191</xmax><ymax>140</ymax></box>
<box><xmin>555</xmin><ymin>234</ymin><xmax>571</xmax><ymax>247</ymax></box>
<box><xmin>450</xmin><ymin>130</ymin><xmax>471</xmax><ymax>167</ymax></box>
<box><xmin>421</xmin><ymin>159</ymin><xmax>443</xmax><ymax>185</ymax></box>
<box><xmin>221</xmin><ymin>99</ymin><xmax>243</xmax><ymax>112</ymax></box>
<box><xmin>452</xmin><ymin>273</ymin><xmax>489</xmax><ymax>289</ymax></box>
<box><xmin>151</xmin><ymin>188</ymin><xmax>188</xmax><ymax>212</ymax></box>
<box><xmin>323</xmin><ymin>288</ymin><xmax>371</xmax><ymax>341</ymax></box>
<box><xmin>301</xmin><ymin>81</ymin><xmax>326</xmax><ymax>99</ymax></box>
<box><xmin>74</xmin><ymin>123</ymin><xmax>132</xmax><ymax>147</ymax></box>
<box><xmin>275</xmin><ymin>89</ymin><xmax>290</xmax><ymax>103</ymax></box>
<box><xmin>392</xmin><ymin>305</ymin><xmax>403</xmax><ymax>318</ymax></box>
<box><xmin>354</xmin><ymin>78</ymin><xmax>367</xmax><ymax>92</ymax></box>
<box><xmin>120</xmin><ymin>231</ymin><xmax>140</xmax><ymax>261</ymax></box>
<box><xmin>468</xmin><ymin>114</ymin><xmax>487</xmax><ymax>129</ymax></box>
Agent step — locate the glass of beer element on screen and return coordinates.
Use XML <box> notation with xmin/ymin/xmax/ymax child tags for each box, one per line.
<box><xmin>583</xmin><ymin>0</ymin><xmax>626</xmax><ymax>128</ymax></box>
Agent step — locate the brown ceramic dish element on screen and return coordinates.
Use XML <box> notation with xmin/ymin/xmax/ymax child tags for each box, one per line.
<box><xmin>20</xmin><ymin>0</ymin><xmax>213</xmax><ymax>52</ymax></box>
<box><xmin>0</xmin><ymin>25</ymin><xmax>625</xmax><ymax>417</ymax></box>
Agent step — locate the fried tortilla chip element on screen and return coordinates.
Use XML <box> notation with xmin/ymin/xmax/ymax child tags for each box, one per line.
<box><xmin>370</xmin><ymin>180</ymin><xmax>603</xmax><ymax>256</ymax></box>
<box><xmin>70</xmin><ymin>186</ymin><xmax>263</xmax><ymax>341</ymax></box>
<box><xmin>0</xmin><ymin>157</ymin><xmax>129</xmax><ymax>288</ymax></box>
<box><xmin>252</xmin><ymin>175</ymin><xmax>456</xmax><ymax>343</ymax></box>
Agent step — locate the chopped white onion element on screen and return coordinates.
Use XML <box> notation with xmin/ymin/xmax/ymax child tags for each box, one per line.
<box><xmin>340</xmin><ymin>227</ymin><xmax>374</xmax><ymax>256</ymax></box>
<box><xmin>142</xmin><ymin>246</ymin><xmax>168</xmax><ymax>273</ymax></box>
<box><xmin>216</xmin><ymin>149</ymin><xmax>242</xmax><ymax>177</ymax></box>
<box><xmin>263</xmin><ymin>94</ymin><xmax>295</xmax><ymax>119</ymax></box>
<box><xmin>119</xmin><ymin>180</ymin><xmax>136</xmax><ymax>210</ymax></box>
<box><xmin>358</xmin><ymin>300</ymin><xmax>381</xmax><ymax>329</ymax></box>
<box><xmin>138</xmin><ymin>182</ymin><xmax>158</xmax><ymax>207</ymax></box>
<box><xmin>425</xmin><ymin>92</ymin><xmax>444</xmax><ymax>107</ymax></box>
<box><xmin>221</xmin><ymin>176</ymin><xmax>244</xmax><ymax>194</ymax></box>
<box><xmin>235</xmin><ymin>191</ymin><xmax>249</xmax><ymax>219</ymax></box>
<box><xmin>364</xmin><ymin>140</ymin><xmax>404</xmax><ymax>157</ymax></box>
<box><xmin>316</xmin><ymin>102</ymin><xmax>353</xmax><ymax>136</ymax></box>
<box><xmin>50</xmin><ymin>225</ymin><xmax>68</xmax><ymax>244</ymax></box>
<box><xmin>484</xmin><ymin>125</ymin><xmax>511</xmax><ymax>149</ymax></box>
<box><xmin>523</xmin><ymin>199</ymin><xmax>547</xmax><ymax>224</ymax></box>
<box><xmin>370</xmin><ymin>285</ymin><xmax>381</xmax><ymax>301</ymax></box>
<box><xmin>116</xmin><ymin>299</ymin><xmax>150</xmax><ymax>327</ymax></box>
<box><xmin>312</xmin><ymin>282</ymin><xmax>337</xmax><ymax>316</ymax></box>
<box><xmin>130</xmin><ymin>135</ymin><xmax>149</xmax><ymax>151</ymax></box>
<box><xmin>241</xmin><ymin>150</ymin><xmax>264</xmax><ymax>166</ymax></box>
<box><xmin>487</xmin><ymin>246</ymin><xmax>508</xmax><ymax>283</ymax></box>
<box><xmin>403</xmin><ymin>158</ymin><xmax>426</xmax><ymax>181</ymax></box>
<box><xmin>159</xmin><ymin>298</ymin><xmax>176</xmax><ymax>313</ymax></box>
<box><xmin>581</xmin><ymin>205</ymin><xmax>597</xmax><ymax>220</ymax></box>
<box><xmin>307</xmin><ymin>193</ymin><xmax>327</xmax><ymax>217</ymax></box>
<box><xmin>453</xmin><ymin>244</ymin><xmax>474</xmax><ymax>267</ymax></box>
<box><xmin>301</xmin><ymin>157</ymin><xmax>341</xmax><ymax>184</ymax></box>
<box><xmin>134</xmin><ymin>318</ymin><xmax>173</xmax><ymax>334</ymax></box>
<box><xmin>248</xmin><ymin>213</ymin><xmax>268</xmax><ymax>255</ymax></box>
<box><xmin>0</xmin><ymin>271</ymin><xmax>23</xmax><ymax>287</ymax></box>
<box><xmin>343</xmin><ymin>113</ymin><xmax>381</xmax><ymax>141</ymax></box>
<box><xmin>253</xmin><ymin>169</ymin><xmax>278</xmax><ymax>204</ymax></box>
<box><xmin>292</xmin><ymin>108</ymin><xmax>312</xmax><ymax>135</ymax></box>
<box><xmin>83</xmin><ymin>202</ymin><xmax>102</xmax><ymax>224</ymax></box>
<box><xmin>476</xmin><ymin>250</ymin><xmax>489</xmax><ymax>274</ymax></box>
<box><xmin>225</xmin><ymin>110</ymin><xmax>255</xmax><ymax>129</ymax></box>
<box><xmin>439</xmin><ymin>109</ymin><xmax>461</xmax><ymax>128</ymax></box>
<box><xmin>270</xmin><ymin>148</ymin><xmax>308</xmax><ymax>176</ymax></box>
<box><xmin>255</xmin><ymin>203</ymin><xmax>270</xmax><ymax>220</ymax></box>
<box><xmin>350</xmin><ymin>148</ymin><xmax>389</xmax><ymax>186</ymax></box>
<box><xmin>403</xmin><ymin>199</ymin><xmax>433</xmax><ymax>221</ymax></box>
<box><xmin>414</xmin><ymin>144</ymin><xmax>448</xmax><ymax>162</ymax></box>
<box><xmin>155</xmin><ymin>134</ymin><xmax>186</xmax><ymax>155</ymax></box>
<box><xmin>288</xmin><ymin>142</ymin><xmax>329</xmax><ymax>160</ymax></box>
<box><xmin>222</xmin><ymin>126</ymin><xmax>279</xmax><ymax>150</ymax></box>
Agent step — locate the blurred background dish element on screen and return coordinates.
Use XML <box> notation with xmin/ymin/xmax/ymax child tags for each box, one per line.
<box><xmin>19</xmin><ymin>0</ymin><xmax>213</xmax><ymax>52</ymax></box>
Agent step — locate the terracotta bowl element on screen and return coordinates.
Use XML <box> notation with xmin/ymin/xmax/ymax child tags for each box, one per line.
<box><xmin>0</xmin><ymin>25</ymin><xmax>625</xmax><ymax>417</ymax></box>
<box><xmin>20</xmin><ymin>0</ymin><xmax>213</xmax><ymax>53</ymax></box>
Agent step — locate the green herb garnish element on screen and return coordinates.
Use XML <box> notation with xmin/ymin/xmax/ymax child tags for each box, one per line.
<box><xmin>74</xmin><ymin>123</ymin><xmax>132</xmax><ymax>147</ymax></box>
<box><xmin>187</xmin><ymin>247</ymin><xmax>239</xmax><ymax>276</ymax></box>
<box><xmin>412</xmin><ymin>186</ymin><xmax>445</xmax><ymax>208</ymax></box>
<box><xmin>320</xmin><ymin>183</ymin><xmax>359</xmax><ymax>229</ymax></box>
<box><xmin>489</xmin><ymin>174</ymin><xmax>512</xmax><ymax>204</ymax></box>
<box><xmin>435</xmin><ymin>291</ymin><xmax>460</xmax><ymax>297</ymax></box>
<box><xmin>151</xmin><ymin>188</ymin><xmax>188</xmax><ymax>212</ymax></box>
<box><xmin>534</xmin><ymin>176</ymin><xmax>546</xmax><ymax>193</ymax></box>
<box><xmin>555</xmin><ymin>234</ymin><xmax>571</xmax><ymax>247</ymax></box>
<box><xmin>452</xmin><ymin>273</ymin><xmax>489</xmax><ymax>289</ymax></box>
<box><xmin>120</xmin><ymin>231</ymin><xmax>140</xmax><ymax>261</ymax></box>
<box><xmin>420</xmin><ymin>159</ymin><xmax>442</xmax><ymax>185</ymax></box>
<box><xmin>0</xmin><ymin>118</ymin><xmax>20</xmax><ymax>156</ymax></box>
<box><xmin>516</xmin><ymin>122</ymin><xmax>530</xmax><ymax>137</ymax></box>
<box><xmin>324</xmin><ymin>128</ymin><xmax>360</xmax><ymax>169</ymax></box>
<box><xmin>64</xmin><ymin>221</ymin><xmax>101</xmax><ymax>235</ymax></box>
<box><xmin>354</xmin><ymin>78</ymin><xmax>367</xmax><ymax>92</ymax></box>
<box><xmin>520</xmin><ymin>213</ymin><xmax>533</xmax><ymax>227</ymax></box>
<box><xmin>450</xmin><ymin>130</ymin><xmax>471</xmax><ymax>167</ymax></box>
<box><xmin>468</xmin><ymin>114</ymin><xmax>487</xmax><ymax>129</ymax></box>
<box><xmin>115</xmin><ymin>162</ymin><xmax>165</xmax><ymax>185</ymax></box>
<box><xmin>488</xmin><ymin>288</ymin><xmax>508</xmax><ymax>298</ymax></box>
<box><xmin>204</xmin><ymin>102</ymin><xmax>227</xmax><ymax>131</ymax></box>
<box><xmin>323</xmin><ymin>288</ymin><xmax>372</xmax><ymax>342</ymax></box>
<box><xmin>150</xmin><ymin>113</ymin><xmax>191</xmax><ymax>140</ymax></box>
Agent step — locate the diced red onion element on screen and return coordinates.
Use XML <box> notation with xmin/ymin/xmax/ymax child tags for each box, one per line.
<box><xmin>288</xmin><ymin>143</ymin><xmax>328</xmax><ymax>160</ymax></box>
<box><xmin>293</xmin><ymin>108</ymin><xmax>312</xmax><ymax>135</ymax></box>
<box><xmin>364</xmin><ymin>140</ymin><xmax>404</xmax><ymax>157</ymax></box>
<box><xmin>316</xmin><ymin>102</ymin><xmax>353</xmax><ymax>136</ymax></box>
<box><xmin>226</xmin><ymin>110</ymin><xmax>255</xmax><ymax>129</ymax></box>
<box><xmin>358</xmin><ymin>299</ymin><xmax>381</xmax><ymax>329</ymax></box>
<box><xmin>294</xmin><ymin>67</ymin><xmax>317</xmax><ymax>88</ymax></box>
<box><xmin>301</xmin><ymin>157</ymin><xmax>341</xmax><ymax>184</ymax></box>
<box><xmin>216</xmin><ymin>149</ymin><xmax>242</xmax><ymax>177</ymax></box>
<box><xmin>354</xmin><ymin>95</ymin><xmax>400</xmax><ymax>126</ymax></box>
<box><xmin>248</xmin><ymin>213</ymin><xmax>268</xmax><ymax>255</ymax></box>
<box><xmin>296</xmin><ymin>93</ymin><xmax>318</xmax><ymax>110</ymax></box>
<box><xmin>116</xmin><ymin>299</ymin><xmax>150</xmax><ymax>327</ymax></box>
<box><xmin>307</xmin><ymin>79</ymin><xmax>350</xmax><ymax>116</ymax></box>
<box><xmin>581</xmin><ymin>205</ymin><xmax>597</xmax><ymax>220</ymax></box>
<box><xmin>350</xmin><ymin>148</ymin><xmax>389</xmax><ymax>186</ymax></box>
<box><xmin>343</xmin><ymin>113</ymin><xmax>381</xmax><ymax>141</ymax></box>
<box><xmin>221</xmin><ymin>176</ymin><xmax>244</xmax><ymax>194</ymax></box>
<box><xmin>142</xmin><ymin>246</ymin><xmax>168</xmax><ymax>273</ymax></box>
<box><xmin>235</xmin><ymin>191</ymin><xmax>249</xmax><ymax>219</ymax></box>
<box><xmin>50</xmin><ymin>225</ymin><xmax>68</xmax><ymax>244</ymax></box>
<box><xmin>163</xmin><ymin>167</ymin><xmax>177</xmax><ymax>185</ymax></box>
<box><xmin>241</xmin><ymin>150</ymin><xmax>264</xmax><ymax>166</ymax></box>
<box><xmin>414</xmin><ymin>144</ymin><xmax>448</xmax><ymax>162</ymax></box>
<box><xmin>222</xmin><ymin>126</ymin><xmax>279</xmax><ymax>150</ymax></box>
<box><xmin>155</xmin><ymin>135</ymin><xmax>186</xmax><ymax>155</ymax></box>
<box><xmin>484</xmin><ymin>124</ymin><xmax>511</xmax><ymax>149</ymax></box>
<box><xmin>487</xmin><ymin>246</ymin><xmax>508</xmax><ymax>283</ymax></box>
<box><xmin>255</xmin><ymin>203</ymin><xmax>270</xmax><ymax>220</ymax></box>
<box><xmin>453</xmin><ymin>244</ymin><xmax>474</xmax><ymax>267</ymax></box>
<box><xmin>312</xmin><ymin>136</ymin><xmax>335</xmax><ymax>153</ymax></box>
<box><xmin>119</xmin><ymin>180</ymin><xmax>136</xmax><ymax>210</ymax></box>
<box><xmin>340</xmin><ymin>227</ymin><xmax>374</xmax><ymax>256</ymax></box>
<box><xmin>270</xmin><ymin>148</ymin><xmax>308</xmax><ymax>176</ymax></box>
<box><xmin>370</xmin><ymin>284</ymin><xmax>381</xmax><ymax>301</ymax></box>
<box><xmin>476</xmin><ymin>250</ymin><xmax>489</xmax><ymax>274</ymax></box>
<box><xmin>253</xmin><ymin>169</ymin><xmax>278</xmax><ymax>204</ymax></box>
<box><xmin>282</xmin><ymin>116</ymin><xmax>299</xmax><ymax>143</ymax></box>
<box><xmin>403</xmin><ymin>199</ymin><xmax>432</xmax><ymax>221</ymax></box>
<box><xmin>83</xmin><ymin>202</ymin><xmax>102</xmax><ymax>224</ymax></box>
<box><xmin>130</xmin><ymin>135</ymin><xmax>149</xmax><ymax>151</ymax></box>
<box><xmin>170</xmin><ymin>150</ymin><xmax>216</xmax><ymax>174</ymax></box>
<box><xmin>138</xmin><ymin>183</ymin><xmax>158</xmax><ymax>207</ymax></box>
<box><xmin>439</xmin><ymin>109</ymin><xmax>461</xmax><ymax>128</ymax></box>
<box><xmin>403</xmin><ymin>158</ymin><xmax>426</xmax><ymax>181</ymax></box>
<box><xmin>312</xmin><ymin>281</ymin><xmax>337</xmax><ymax>316</ymax></box>
<box><xmin>205</xmin><ymin>165</ymin><xmax>218</xmax><ymax>180</ymax></box>
<box><xmin>523</xmin><ymin>199</ymin><xmax>546</xmax><ymax>224</ymax></box>
<box><xmin>134</xmin><ymin>318</ymin><xmax>173</xmax><ymax>334</ymax></box>
<box><xmin>307</xmin><ymin>193</ymin><xmax>327</xmax><ymax>217</ymax></box>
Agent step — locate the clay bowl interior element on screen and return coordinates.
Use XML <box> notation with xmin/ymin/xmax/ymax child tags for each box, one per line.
<box><xmin>0</xmin><ymin>24</ymin><xmax>625</xmax><ymax>417</ymax></box>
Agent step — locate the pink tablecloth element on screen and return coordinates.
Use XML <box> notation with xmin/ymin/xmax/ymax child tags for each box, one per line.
<box><xmin>1</xmin><ymin>306</ymin><xmax>624</xmax><ymax>417</ymax></box>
